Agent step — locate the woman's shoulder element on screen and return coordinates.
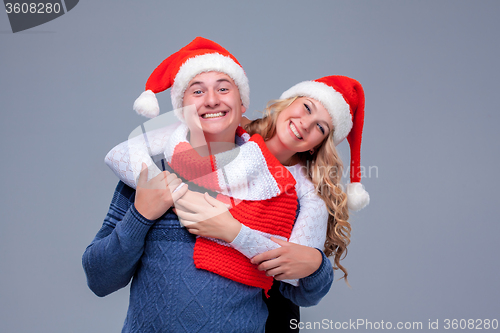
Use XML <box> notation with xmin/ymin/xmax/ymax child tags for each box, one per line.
<box><xmin>285</xmin><ymin>164</ymin><xmax>317</xmax><ymax>199</ymax></box>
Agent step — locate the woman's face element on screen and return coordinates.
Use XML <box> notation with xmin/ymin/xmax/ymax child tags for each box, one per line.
<box><xmin>274</xmin><ymin>97</ymin><xmax>332</xmax><ymax>153</ymax></box>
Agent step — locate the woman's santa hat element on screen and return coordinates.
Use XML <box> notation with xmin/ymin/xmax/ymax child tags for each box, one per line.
<box><xmin>281</xmin><ymin>75</ymin><xmax>370</xmax><ymax>211</ymax></box>
<box><xmin>133</xmin><ymin>37</ymin><xmax>250</xmax><ymax>121</ymax></box>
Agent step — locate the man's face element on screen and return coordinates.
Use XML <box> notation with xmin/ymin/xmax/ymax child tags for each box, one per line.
<box><xmin>183</xmin><ymin>72</ymin><xmax>246</xmax><ymax>143</ymax></box>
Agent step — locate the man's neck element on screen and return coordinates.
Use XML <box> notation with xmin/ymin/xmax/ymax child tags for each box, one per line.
<box><xmin>189</xmin><ymin>131</ymin><xmax>237</xmax><ymax>156</ymax></box>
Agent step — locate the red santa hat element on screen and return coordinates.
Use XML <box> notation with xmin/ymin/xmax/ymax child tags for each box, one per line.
<box><xmin>280</xmin><ymin>75</ymin><xmax>369</xmax><ymax>211</ymax></box>
<box><xmin>133</xmin><ymin>37</ymin><xmax>250</xmax><ymax>121</ymax></box>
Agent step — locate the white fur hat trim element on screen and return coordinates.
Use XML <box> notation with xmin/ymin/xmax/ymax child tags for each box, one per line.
<box><xmin>346</xmin><ymin>182</ymin><xmax>370</xmax><ymax>211</ymax></box>
<box><xmin>133</xmin><ymin>90</ymin><xmax>160</xmax><ymax>118</ymax></box>
<box><xmin>280</xmin><ymin>81</ymin><xmax>352</xmax><ymax>146</ymax></box>
<box><xmin>171</xmin><ymin>53</ymin><xmax>250</xmax><ymax>121</ymax></box>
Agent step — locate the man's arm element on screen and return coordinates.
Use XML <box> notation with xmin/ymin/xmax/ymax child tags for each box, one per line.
<box><xmin>82</xmin><ymin>181</ymin><xmax>156</xmax><ymax>297</ymax></box>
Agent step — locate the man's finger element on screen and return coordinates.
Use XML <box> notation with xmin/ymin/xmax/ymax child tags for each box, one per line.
<box><xmin>171</xmin><ymin>184</ymin><xmax>188</xmax><ymax>202</ymax></box>
<box><xmin>152</xmin><ymin>170</ymin><xmax>169</xmax><ymax>182</ymax></box>
<box><xmin>175</xmin><ymin>198</ymin><xmax>210</xmax><ymax>212</ymax></box>
<box><xmin>167</xmin><ymin>178</ymin><xmax>182</xmax><ymax>192</ymax></box>
<box><xmin>251</xmin><ymin>247</ymin><xmax>282</xmax><ymax>265</ymax></box>
<box><xmin>165</xmin><ymin>172</ymin><xmax>178</xmax><ymax>184</ymax></box>
<box><xmin>137</xmin><ymin>163</ymin><xmax>148</xmax><ymax>187</ymax></box>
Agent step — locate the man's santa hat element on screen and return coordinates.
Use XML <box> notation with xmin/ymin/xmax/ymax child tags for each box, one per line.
<box><xmin>133</xmin><ymin>37</ymin><xmax>249</xmax><ymax>121</ymax></box>
<box><xmin>281</xmin><ymin>75</ymin><xmax>370</xmax><ymax>211</ymax></box>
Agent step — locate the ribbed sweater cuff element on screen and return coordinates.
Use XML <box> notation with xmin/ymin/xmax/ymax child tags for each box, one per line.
<box><xmin>119</xmin><ymin>204</ymin><xmax>156</xmax><ymax>241</ymax></box>
<box><xmin>300</xmin><ymin>249</ymin><xmax>332</xmax><ymax>289</ymax></box>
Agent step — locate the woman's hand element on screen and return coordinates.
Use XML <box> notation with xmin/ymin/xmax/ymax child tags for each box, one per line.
<box><xmin>134</xmin><ymin>163</ymin><xmax>188</xmax><ymax>220</ymax></box>
<box><xmin>174</xmin><ymin>192</ymin><xmax>242</xmax><ymax>243</ymax></box>
<box><xmin>251</xmin><ymin>237</ymin><xmax>323</xmax><ymax>280</ymax></box>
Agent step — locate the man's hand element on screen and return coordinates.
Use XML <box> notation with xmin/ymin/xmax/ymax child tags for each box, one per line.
<box><xmin>251</xmin><ymin>237</ymin><xmax>323</xmax><ymax>280</ymax></box>
<box><xmin>174</xmin><ymin>192</ymin><xmax>241</xmax><ymax>242</ymax></box>
<box><xmin>134</xmin><ymin>163</ymin><xmax>188</xmax><ymax>220</ymax></box>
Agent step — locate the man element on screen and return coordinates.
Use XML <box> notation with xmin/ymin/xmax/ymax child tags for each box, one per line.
<box><xmin>83</xmin><ymin>37</ymin><xmax>332</xmax><ymax>332</ymax></box>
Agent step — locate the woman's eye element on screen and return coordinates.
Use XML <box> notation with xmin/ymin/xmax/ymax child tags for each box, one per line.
<box><xmin>317</xmin><ymin>124</ymin><xmax>325</xmax><ymax>135</ymax></box>
<box><xmin>304</xmin><ymin>104</ymin><xmax>311</xmax><ymax>113</ymax></box>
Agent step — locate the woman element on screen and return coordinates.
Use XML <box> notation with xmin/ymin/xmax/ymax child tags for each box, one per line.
<box><xmin>173</xmin><ymin>75</ymin><xmax>369</xmax><ymax>286</ymax></box>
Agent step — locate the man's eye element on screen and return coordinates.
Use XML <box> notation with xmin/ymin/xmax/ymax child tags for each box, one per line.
<box><xmin>219</xmin><ymin>88</ymin><xmax>228</xmax><ymax>92</ymax></box>
<box><xmin>304</xmin><ymin>104</ymin><xmax>311</xmax><ymax>113</ymax></box>
<box><xmin>194</xmin><ymin>90</ymin><xmax>203</xmax><ymax>94</ymax></box>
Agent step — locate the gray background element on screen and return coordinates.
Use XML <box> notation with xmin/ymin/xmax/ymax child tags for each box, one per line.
<box><xmin>1</xmin><ymin>1</ymin><xmax>499</xmax><ymax>332</ymax></box>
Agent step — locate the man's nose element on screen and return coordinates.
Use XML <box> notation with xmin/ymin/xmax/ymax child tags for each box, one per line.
<box><xmin>205</xmin><ymin>89</ymin><xmax>220</xmax><ymax>107</ymax></box>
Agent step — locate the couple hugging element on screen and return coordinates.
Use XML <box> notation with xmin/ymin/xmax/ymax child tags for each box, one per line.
<box><xmin>83</xmin><ymin>37</ymin><xmax>369</xmax><ymax>333</ymax></box>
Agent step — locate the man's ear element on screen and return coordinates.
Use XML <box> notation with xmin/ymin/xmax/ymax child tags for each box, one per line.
<box><xmin>241</xmin><ymin>102</ymin><xmax>246</xmax><ymax>114</ymax></box>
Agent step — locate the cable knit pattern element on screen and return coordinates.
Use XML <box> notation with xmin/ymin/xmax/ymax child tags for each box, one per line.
<box><xmin>83</xmin><ymin>182</ymin><xmax>268</xmax><ymax>332</ymax></box>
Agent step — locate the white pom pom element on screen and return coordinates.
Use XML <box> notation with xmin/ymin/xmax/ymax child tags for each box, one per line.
<box><xmin>133</xmin><ymin>90</ymin><xmax>159</xmax><ymax>118</ymax></box>
<box><xmin>346</xmin><ymin>182</ymin><xmax>370</xmax><ymax>211</ymax></box>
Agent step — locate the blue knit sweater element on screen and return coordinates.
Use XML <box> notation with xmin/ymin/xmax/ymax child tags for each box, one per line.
<box><xmin>83</xmin><ymin>181</ymin><xmax>333</xmax><ymax>333</ymax></box>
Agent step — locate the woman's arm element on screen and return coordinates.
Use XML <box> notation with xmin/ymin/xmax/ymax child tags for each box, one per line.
<box><xmin>104</xmin><ymin>122</ymin><xmax>181</xmax><ymax>188</ymax></box>
<box><xmin>175</xmin><ymin>187</ymin><xmax>330</xmax><ymax>286</ymax></box>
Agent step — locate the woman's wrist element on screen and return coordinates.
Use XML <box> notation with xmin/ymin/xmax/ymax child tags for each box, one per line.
<box><xmin>223</xmin><ymin>216</ymin><xmax>242</xmax><ymax>243</ymax></box>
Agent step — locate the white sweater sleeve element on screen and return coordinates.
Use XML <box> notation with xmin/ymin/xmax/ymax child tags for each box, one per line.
<box><xmin>230</xmin><ymin>164</ymin><xmax>329</xmax><ymax>286</ymax></box>
<box><xmin>104</xmin><ymin>122</ymin><xmax>181</xmax><ymax>189</ymax></box>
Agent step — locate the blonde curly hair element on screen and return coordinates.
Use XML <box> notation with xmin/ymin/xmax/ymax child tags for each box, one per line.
<box><xmin>245</xmin><ymin>97</ymin><xmax>351</xmax><ymax>282</ymax></box>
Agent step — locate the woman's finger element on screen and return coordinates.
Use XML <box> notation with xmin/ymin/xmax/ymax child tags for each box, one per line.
<box><xmin>257</xmin><ymin>257</ymin><xmax>281</xmax><ymax>272</ymax></box>
<box><xmin>272</xmin><ymin>273</ymin><xmax>285</xmax><ymax>281</ymax></box>
<box><xmin>179</xmin><ymin>219</ymin><xmax>197</xmax><ymax>227</ymax></box>
<box><xmin>187</xmin><ymin>228</ymin><xmax>200</xmax><ymax>235</ymax></box>
<box><xmin>175</xmin><ymin>210</ymin><xmax>199</xmax><ymax>222</ymax></box>
<box><xmin>203</xmin><ymin>192</ymin><xmax>223</xmax><ymax>208</ymax></box>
